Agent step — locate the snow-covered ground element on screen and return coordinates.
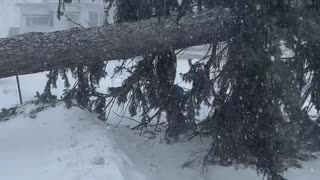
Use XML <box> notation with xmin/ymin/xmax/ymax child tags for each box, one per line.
<box><xmin>1</xmin><ymin>101</ymin><xmax>320</xmax><ymax>180</ymax></box>
<box><xmin>1</xmin><ymin>59</ymin><xmax>320</xmax><ymax>180</ymax></box>
<box><xmin>0</xmin><ymin>103</ymin><xmax>233</xmax><ymax>180</ymax></box>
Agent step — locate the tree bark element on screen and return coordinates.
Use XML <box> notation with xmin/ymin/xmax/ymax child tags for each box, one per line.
<box><xmin>0</xmin><ymin>8</ymin><xmax>231</xmax><ymax>79</ymax></box>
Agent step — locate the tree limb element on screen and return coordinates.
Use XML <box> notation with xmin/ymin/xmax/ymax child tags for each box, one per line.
<box><xmin>0</xmin><ymin>8</ymin><xmax>231</xmax><ymax>79</ymax></box>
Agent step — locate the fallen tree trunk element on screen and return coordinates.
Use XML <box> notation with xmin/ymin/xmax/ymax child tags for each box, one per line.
<box><xmin>0</xmin><ymin>8</ymin><xmax>231</xmax><ymax>79</ymax></box>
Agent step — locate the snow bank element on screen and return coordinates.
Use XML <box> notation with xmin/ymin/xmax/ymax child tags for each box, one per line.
<box><xmin>0</xmin><ymin>104</ymin><xmax>319</xmax><ymax>180</ymax></box>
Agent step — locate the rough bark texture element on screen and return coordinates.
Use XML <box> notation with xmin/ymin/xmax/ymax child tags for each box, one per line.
<box><xmin>0</xmin><ymin>8</ymin><xmax>231</xmax><ymax>79</ymax></box>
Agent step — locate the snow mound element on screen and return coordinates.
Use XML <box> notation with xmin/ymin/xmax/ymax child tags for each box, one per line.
<box><xmin>0</xmin><ymin>104</ymin><xmax>320</xmax><ymax>180</ymax></box>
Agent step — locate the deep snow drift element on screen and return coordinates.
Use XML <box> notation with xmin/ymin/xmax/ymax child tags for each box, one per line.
<box><xmin>0</xmin><ymin>103</ymin><xmax>320</xmax><ymax>180</ymax></box>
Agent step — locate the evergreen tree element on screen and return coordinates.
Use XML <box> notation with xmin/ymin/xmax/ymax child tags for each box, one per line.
<box><xmin>47</xmin><ymin>0</ymin><xmax>320</xmax><ymax>179</ymax></box>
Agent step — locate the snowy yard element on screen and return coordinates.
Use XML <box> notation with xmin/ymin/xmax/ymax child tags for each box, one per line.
<box><xmin>0</xmin><ymin>60</ymin><xmax>320</xmax><ymax>180</ymax></box>
<box><xmin>1</xmin><ymin>101</ymin><xmax>320</xmax><ymax>180</ymax></box>
<box><xmin>1</xmin><ymin>0</ymin><xmax>320</xmax><ymax>179</ymax></box>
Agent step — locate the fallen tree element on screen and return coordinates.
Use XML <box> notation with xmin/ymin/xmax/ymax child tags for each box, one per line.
<box><xmin>0</xmin><ymin>8</ymin><xmax>231</xmax><ymax>79</ymax></box>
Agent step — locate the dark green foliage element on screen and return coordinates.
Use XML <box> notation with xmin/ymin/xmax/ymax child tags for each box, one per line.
<box><xmin>195</xmin><ymin>1</ymin><xmax>314</xmax><ymax>179</ymax></box>
<box><xmin>0</xmin><ymin>107</ymin><xmax>17</xmax><ymax>121</ymax></box>
<box><xmin>45</xmin><ymin>61</ymin><xmax>107</xmax><ymax>115</ymax></box>
<box><xmin>195</xmin><ymin>1</ymin><xmax>320</xmax><ymax>179</ymax></box>
<box><xmin>0</xmin><ymin>92</ymin><xmax>58</xmax><ymax>121</ymax></box>
<box><xmin>106</xmin><ymin>0</ymin><xmax>197</xmax><ymax>136</ymax></box>
<box><xmin>34</xmin><ymin>91</ymin><xmax>57</xmax><ymax>105</ymax></box>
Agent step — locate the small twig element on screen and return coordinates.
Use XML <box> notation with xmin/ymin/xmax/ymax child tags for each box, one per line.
<box><xmin>149</xmin><ymin>122</ymin><xmax>166</xmax><ymax>127</ymax></box>
<box><xmin>105</xmin><ymin>97</ymin><xmax>116</xmax><ymax>121</ymax></box>
<box><xmin>115</xmin><ymin>99</ymin><xmax>131</xmax><ymax>127</ymax></box>
<box><xmin>202</xmin><ymin>144</ymin><xmax>215</xmax><ymax>172</ymax></box>
<box><xmin>153</xmin><ymin>110</ymin><xmax>162</xmax><ymax>131</ymax></box>
<box><xmin>111</xmin><ymin>59</ymin><xmax>129</xmax><ymax>78</ymax></box>
<box><xmin>112</xmin><ymin>110</ymin><xmax>140</xmax><ymax>124</ymax></box>
<box><xmin>132</xmin><ymin>123</ymin><xmax>144</xmax><ymax>130</ymax></box>
<box><xmin>65</xmin><ymin>15</ymin><xmax>85</xmax><ymax>28</ymax></box>
<box><xmin>176</xmin><ymin>48</ymin><xmax>187</xmax><ymax>56</ymax></box>
<box><xmin>84</xmin><ymin>19</ymin><xmax>93</xmax><ymax>27</ymax></box>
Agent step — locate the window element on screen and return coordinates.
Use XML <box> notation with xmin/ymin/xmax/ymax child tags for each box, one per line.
<box><xmin>25</xmin><ymin>15</ymin><xmax>50</xmax><ymax>27</ymax></box>
<box><xmin>32</xmin><ymin>16</ymin><xmax>49</xmax><ymax>25</ymax></box>
<box><xmin>88</xmin><ymin>11</ymin><xmax>99</xmax><ymax>26</ymax></box>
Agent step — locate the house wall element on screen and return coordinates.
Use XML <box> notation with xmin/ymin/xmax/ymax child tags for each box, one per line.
<box><xmin>18</xmin><ymin>1</ymin><xmax>104</xmax><ymax>34</ymax></box>
<box><xmin>79</xmin><ymin>5</ymin><xmax>105</xmax><ymax>28</ymax></box>
<box><xmin>0</xmin><ymin>0</ymin><xmax>21</xmax><ymax>38</ymax></box>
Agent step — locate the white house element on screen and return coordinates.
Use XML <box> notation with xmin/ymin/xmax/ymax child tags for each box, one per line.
<box><xmin>16</xmin><ymin>0</ymin><xmax>105</xmax><ymax>34</ymax></box>
<box><xmin>0</xmin><ymin>0</ymin><xmax>21</xmax><ymax>38</ymax></box>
